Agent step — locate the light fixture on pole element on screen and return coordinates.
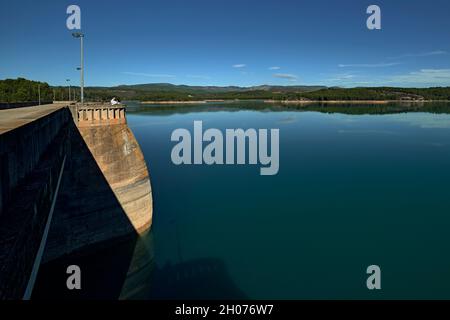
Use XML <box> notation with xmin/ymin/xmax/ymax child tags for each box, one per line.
<box><xmin>72</xmin><ymin>32</ymin><xmax>84</xmax><ymax>105</ymax></box>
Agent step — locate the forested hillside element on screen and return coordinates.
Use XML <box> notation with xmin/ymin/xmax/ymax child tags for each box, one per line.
<box><xmin>1</xmin><ymin>78</ymin><xmax>450</xmax><ymax>103</ymax></box>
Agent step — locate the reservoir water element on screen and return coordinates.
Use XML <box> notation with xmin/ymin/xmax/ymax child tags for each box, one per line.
<box><xmin>34</xmin><ymin>101</ymin><xmax>450</xmax><ymax>299</ymax></box>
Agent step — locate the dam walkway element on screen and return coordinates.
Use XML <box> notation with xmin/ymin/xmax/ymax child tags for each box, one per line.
<box><xmin>0</xmin><ymin>104</ymin><xmax>66</xmax><ymax>135</ymax></box>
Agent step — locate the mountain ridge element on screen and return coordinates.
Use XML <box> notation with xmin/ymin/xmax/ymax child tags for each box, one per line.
<box><xmin>111</xmin><ymin>83</ymin><xmax>327</xmax><ymax>93</ymax></box>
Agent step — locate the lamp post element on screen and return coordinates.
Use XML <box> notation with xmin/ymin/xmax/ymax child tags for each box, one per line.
<box><xmin>66</xmin><ymin>79</ymin><xmax>71</xmax><ymax>101</ymax></box>
<box><xmin>72</xmin><ymin>32</ymin><xmax>84</xmax><ymax>105</ymax></box>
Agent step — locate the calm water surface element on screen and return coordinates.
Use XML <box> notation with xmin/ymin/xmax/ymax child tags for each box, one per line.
<box><xmin>35</xmin><ymin>101</ymin><xmax>450</xmax><ymax>299</ymax></box>
<box><xmin>125</xmin><ymin>101</ymin><xmax>450</xmax><ymax>299</ymax></box>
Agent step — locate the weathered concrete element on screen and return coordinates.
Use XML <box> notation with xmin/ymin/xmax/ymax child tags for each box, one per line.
<box><xmin>43</xmin><ymin>121</ymin><xmax>153</xmax><ymax>261</ymax></box>
<box><xmin>0</xmin><ymin>103</ymin><xmax>153</xmax><ymax>299</ymax></box>
<box><xmin>0</xmin><ymin>105</ymin><xmax>70</xmax><ymax>299</ymax></box>
<box><xmin>75</xmin><ymin>105</ymin><xmax>127</xmax><ymax>127</ymax></box>
<box><xmin>78</xmin><ymin>124</ymin><xmax>152</xmax><ymax>233</ymax></box>
<box><xmin>0</xmin><ymin>101</ymin><xmax>54</xmax><ymax>110</ymax></box>
<box><xmin>0</xmin><ymin>104</ymin><xmax>65</xmax><ymax>135</ymax></box>
<box><xmin>0</xmin><ymin>104</ymin><xmax>67</xmax><ymax>216</ymax></box>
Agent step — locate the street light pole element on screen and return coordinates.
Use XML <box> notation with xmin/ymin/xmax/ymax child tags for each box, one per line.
<box><xmin>72</xmin><ymin>32</ymin><xmax>84</xmax><ymax>105</ymax></box>
<box><xmin>66</xmin><ymin>79</ymin><xmax>71</xmax><ymax>101</ymax></box>
<box><xmin>80</xmin><ymin>34</ymin><xmax>84</xmax><ymax>104</ymax></box>
<box><xmin>38</xmin><ymin>84</ymin><xmax>41</xmax><ymax>105</ymax></box>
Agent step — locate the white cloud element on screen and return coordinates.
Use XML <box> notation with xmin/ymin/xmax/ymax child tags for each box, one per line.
<box><xmin>324</xmin><ymin>73</ymin><xmax>356</xmax><ymax>82</ymax></box>
<box><xmin>388</xmin><ymin>50</ymin><xmax>447</xmax><ymax>60</ymax></box>
<box><xmin>385</xmin><ymin>113</ymin><xmax>450</xmax><ymax>129</ymax></box>
<box><xmin>232</xmin><ymin>64</ymin><xmax>246</xmax><ymax>68</ymax></box>
<box><xmin>122</xmin><ymin>72</ymin><xmax>175</xmax><ymax>78</ymax></box>
<box><xmin>338</xmin><ymin>62</ymin><xmax>400</xmax><ymax>68</ymax></box>
<box><xmin>186</xmin><ymin>74</ymin><xmax>211</xmax><ymax>80</ymax></box>
<box><xmin>273</xmin><ymin>73</ymin><xmax>298</xmax><ymax>81</ymax></box>
<box><xmin>322</xmin><ymin>69</ymin><xmax>450</xmax><ymax>87</ymax></box>
<box><xmin>386</xmin><ymin>69</ymin><xmax>450</xmax><ymax>86</ymax></box>
<box><xmin>269</xmin><ymin>66</ymin><xmax>281</xmax><ymax>70</ymax></box>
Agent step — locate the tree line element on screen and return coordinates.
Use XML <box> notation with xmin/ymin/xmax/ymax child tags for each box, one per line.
<box><xmin>1</xmin><ymin>78</ymin><xmax>450</xmax><ymax>103</ymax></box>
<box><xmin>0</xmin><ymin>78</ymin><xmax>53</xmax><ymax>102</ymax></box>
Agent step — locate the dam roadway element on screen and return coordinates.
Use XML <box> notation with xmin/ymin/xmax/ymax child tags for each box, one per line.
<box><xmin>0</xmin><ymin>103</ymin><xmax>153</xmax><ymax>299</ymax></box>
<box><xmin>0</xmin><ymin>104</ymin><xmax>66</xmax><ymax>135</ymax></box>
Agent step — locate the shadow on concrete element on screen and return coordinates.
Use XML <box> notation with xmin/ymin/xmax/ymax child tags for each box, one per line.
<box><xmin>29</xmin><ymin>121</ymin><xmax>244</xmax><ymax>300</ymax></box>
<box><xmin>31</xmin><ymin>121</ymin><xmax>153</xmax><ymax>299</ymax></box>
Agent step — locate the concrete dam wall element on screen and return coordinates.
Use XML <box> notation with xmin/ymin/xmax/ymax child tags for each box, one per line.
<box><xmin>0</xmin><ymin>103</ymin><xmax>153</xmax><ymax>299</ymax></box>
<box><xmin>43</xmin><ymin>106</ymin><xmax>153</xmax><ymax>261</ymax></box>
<box><xmin>0</xmin><ymin>105</ymin><xmax>70</xmax><ymax>299</ymax></box>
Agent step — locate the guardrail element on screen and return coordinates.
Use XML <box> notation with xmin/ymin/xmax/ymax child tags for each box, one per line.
<box><xmin>0</xmin><ymin>101</ymin><xmax>53</xmax><ymax>110</ymax></box>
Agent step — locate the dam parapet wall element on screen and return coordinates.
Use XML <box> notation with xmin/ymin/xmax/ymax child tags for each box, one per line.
<box><xmin>71</xmin><ymin>104</ymin><xmax>127</xmax><ymax>127</ymax></box>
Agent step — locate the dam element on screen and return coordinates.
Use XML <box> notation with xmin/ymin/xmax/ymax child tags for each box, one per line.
<box><xmin>0</xmin><ymin>103</ymin><xmax>153</xmax><ymax>299</ymax></box>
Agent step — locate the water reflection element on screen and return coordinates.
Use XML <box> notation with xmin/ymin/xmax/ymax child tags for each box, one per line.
<box><xmin>32</xmin><ymin>231</ymin><xmax>155</xmax><ymax>300</ymax></box>
<box><xmin>148</xmin><ymin>258</ymin><xmax>247</xmax><ymax>299</ymax></box>
<box><xmin>125</xmin><ymin>101</ymin><xmax>450</xmax><ymax>299</ymax></box>
<box><xmin>33</xmin><ymin>227</ymin><xmax>245</xmax><ymax>299</ymax></box>
<box><xmin>384</xmin><ymin>113</ymin><xmax>450</xmax><ymax>129</ymax></box>
<box><xmin>125</xmin><ymin>100</ymin><xmax>450</xmax><ymax>116</ymax></box>
<box><xmin>32</xmin><ymin>101</ymin><xmax>450</xmax><ymax>299</ymax></box>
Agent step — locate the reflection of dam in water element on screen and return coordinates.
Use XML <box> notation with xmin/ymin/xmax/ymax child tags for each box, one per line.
<box><xmin>0</xmin><ymin>103</ymin><xmax>153</xmax><ymax>299</ymax></box>
<box><xmin>33</xmin><ymin>231</ymin><xmax>246</xmax><ymax>300</ymax></box>
<box><xmin>32</xmin><ymin>230</ymin><xmax>156</xmax><ymax>299</ymax></box>
<box><xmin>147</xmin><ymin>258</ymin><xmax>247</xmax><ymax>300</ymax></box>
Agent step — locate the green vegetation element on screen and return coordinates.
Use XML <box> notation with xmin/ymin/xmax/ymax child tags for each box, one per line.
<box><xmin>76</xmin><ymin>84</ymin><xmax>323</xmax><ymax>102</ymax></box>
<box><xmin>296</xmin><ymin>87</ymin><xmax>450</xmax><ymax>101</ymax></box>
<box><xmin>0</xmin><ymin>78</ymin><xmax>53</xmax><ymax>102</ymax></box>
<box><xmin>1</xmin><ymin>78</ymin><xmax>450</xmax><ymax>103</ymax></box>
<box><xmin>127</xmin><ymin>101</ymin><xmax>450</xmax><ymax>117</ymax></box>
<box><xmin>70</xmin><ymin>84</ymin><xmax>450</xmax><ymax>102</ymax></box>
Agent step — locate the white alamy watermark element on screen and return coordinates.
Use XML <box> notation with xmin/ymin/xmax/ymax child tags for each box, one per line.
<box><xmin>366</xmin><ymin>5</ymin><xmax>381</xmax><ymax>30</ymax></box>
<box><xmin>66</xmin><ymin>5</ymin><xmax>81</xmax><ymax>30</ymax></box>
<box><xmin>66</xmin><ymin>265</ymin><xmax>81</xmax><ymax>290</ymax></box>
<box><xmin>366</xmin><ymin>265</ymin><xmax>381</xmax><ymax>290</ymax></box>
<box><xmin>171</xmin><ymin>121</ymin><xmax>279</xmax><ymax>176</ymax></box>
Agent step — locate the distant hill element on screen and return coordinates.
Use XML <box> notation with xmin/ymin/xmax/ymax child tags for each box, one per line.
<box><xmin>111</xmin><ymin>83</ymin><xmax>326</xmax><ymax>93</ymax></box>
<box><xmin>69</xmin><ymin>84</ymin><xmax>450</xmax><ymax>102</ymax></box>
<box><xmin>66</xmin><ymin>83</ymin><xmax>328</xmax><ymax>102</ymax></box>
<box><xmin>80</xmin><ymin>84</ymin><xmax>450</xmax><ymax>102</ymax></box>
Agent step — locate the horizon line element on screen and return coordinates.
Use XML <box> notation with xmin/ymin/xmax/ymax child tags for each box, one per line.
<box><xmin>1</xmin><ymin>77</ymin><xmax>450</xmax><ymax>89</ymax></box>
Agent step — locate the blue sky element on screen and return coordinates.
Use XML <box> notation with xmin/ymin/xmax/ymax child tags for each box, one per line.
<box><xmin>1</xmin><ymin>0</ymin><xmax>450</xmax><ymax>87</ymax></box>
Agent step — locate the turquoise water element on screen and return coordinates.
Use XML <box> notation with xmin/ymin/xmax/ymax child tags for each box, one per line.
<box><xmin>125</xmin><ymin>101</ymin><xmax>450</xmax><ymax>299</ymax></box>
<box><xmin>32</xmin><ymin>101</ymin><xmax>450</xmax><ymax>299</ymax></box>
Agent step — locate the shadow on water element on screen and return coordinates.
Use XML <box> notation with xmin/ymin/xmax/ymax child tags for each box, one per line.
<box><xmin>147</xmin><ymin>258</ymin><xmax>248</xmax><ymax>300</ymax></box>
<box><xmin>30</xmin><ymin>121</ymin><xmax>245</xmax><ymax>300</ymax></box>
<box><xmin>31</xmin><ymin>121</ymin><xmax>152</xmax><ymax>300</ymax></box>
<box><xmin>31</xmin><ymin>231</ymin><xmax>156</xmax><ymax>300</ymax></box>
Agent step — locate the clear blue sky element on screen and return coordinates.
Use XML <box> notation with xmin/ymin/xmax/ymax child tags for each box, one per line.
<box><xmin>1</xmin><ymin>0</ymin><xmax>450</xmax><ymax>87</ymax></box>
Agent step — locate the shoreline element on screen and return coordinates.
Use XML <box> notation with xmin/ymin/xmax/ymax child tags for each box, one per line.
<box><xmin>263</xmin><ymin>99</ymin><xmax>450</xmax><ymax>104</ymax></box>
<box><xmin>141</xmin><ymin>99</ymin><xmax>225</xmax><ymax>104</ymax></box>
